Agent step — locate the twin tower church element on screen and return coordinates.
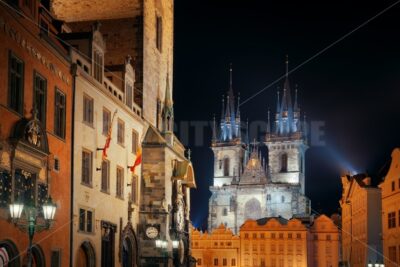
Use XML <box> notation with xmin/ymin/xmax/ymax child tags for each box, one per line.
<box><xmin>208</xmin><ymin>60</ymin><xmax>311</xmax><ymax>234</ymax></box>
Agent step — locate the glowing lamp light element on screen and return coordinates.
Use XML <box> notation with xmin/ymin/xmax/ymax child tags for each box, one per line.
<box><xmin>9</xmin><ymin>202</ymin><xmax>24</xmax><ymax>219</ymax></box>
<box><xmin>368</xmin><ymin>263</ymin><xmax>373</xmax><ymax>267</ymax></box>
<box><xmin>172</xmin><ymin>240</ymin><xmax>179</xmax><ymax>249</ymax></box>
<box><xmin>42</xmin><ymin>197</ymin><xmax>57</xmax><ymax>220</ymax></box>
<box><xmin>155</xmin><ymin>239</ymin><xmax>162</xmax><ymax>248</ymax></box>
<box><xmin>162</xmin><ymin>241</ymin><xmax>168</xmax><ymax>249</ymax></box>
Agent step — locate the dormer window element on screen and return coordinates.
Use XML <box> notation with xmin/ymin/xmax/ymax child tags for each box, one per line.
<box><xmin>93</xmin><ymin>50</ymin><xmax>103</xmax><ymax>83</ymax></box>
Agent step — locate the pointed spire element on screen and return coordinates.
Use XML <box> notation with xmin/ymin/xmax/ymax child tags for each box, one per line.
<box><xmin>294</xmin><ymin>84</ymin><xmax>299</xmax><ymax>112</ymax></box>
<box><xmin>164</xmin><ymin>71</ymin><xmax>173</xmax><ymax>109</ymax></box>
<box><xmin>276</xmin><ymin>89</ymin><xmax>280</xmax><ymax>113</ymax></box>
<box><xmin>220</xmin><ymin>95</ymin><xmax>225</xmax><ymax>123</ymax></box>
<box><xmin>266</xmin><ymin>108</ymin><xmax>271</xmax><ymax>133</ymax></box>
<box><xmin>212</xmin><ymin>114</ymin><xmax>217</xmax><ymax>143</ymax></box>
<box><xmin>236</xmin><ymin>92</ymin><xmax>240</xmax><ymax>119</ymax></box>
<box><xmin>303</xmin><ymin>113</ymin><xmax>308</xmax><ymax>137</ymax></box>
<box><xmin>225</xmin><ymin>95</ymin><xmax>231</xmax><ymax>121</ymax></box>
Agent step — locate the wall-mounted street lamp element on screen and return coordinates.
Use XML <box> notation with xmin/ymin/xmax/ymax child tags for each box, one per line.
<box><xmin>367</xmin><ymin>262</ymin><xmax>385</xmax><ymax>267</ymax></box>
<box><xmin>172</xmin><ymin>240</ymin><xmax>179</xmax><ymax>249</ymax></box>
<box><xmin>9</xmin><ymin>197</ymin><xmax>57</xmax><ymax>267</ymax></box>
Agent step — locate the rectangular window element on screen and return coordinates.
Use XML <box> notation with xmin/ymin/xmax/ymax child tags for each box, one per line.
<box><xmin>83</xmin><ymin>95</ymin><xmax>94</xmax><ymax>124</ymax></box>
<box><xmin>101</xmin><ymin>160</ymin><xmax>110</xmax><ymax>193</ymax></box>
<box><xmin>116</xmin><ymin>167</ymin><xmax>124</xmax><ymax>198</ymax></box>
<box><xmin>288</xmin><ymin>233</ymin><xmax>292</xmax><ymax>239</ymax></box>
<box><xmin>244</xmin><ymin>233</ymin><xmax>249</xmax><ymax>239</ymax></box>
<box><xmin>388</xmin><ymin>212</ymin><xmax>396</xmax><ymax>229</ymax></box>
<box><xmin>79</xmin><ymin>208</ymin><xmax>94</xmax><ymax>233</ymax></box>
<box><xmin>222</xmin><ymin>258</ymin><xmax>227</xmax><ymax>266</ymax></box>
<box><xmin>156</xmin><ymin>16</ymin><xmax>162</xmax><ymax>51</ymax></box>
<box><xmin>392</xmin><ymin>181</ymin><xmax>395</xmax><ymax>191</ymax></box>
<box><xmin>296</xmin><ymin>233</ymin><xmax>301</xmax><ymax>239</ymax></box>
<box><xmin>260</xmin><ymin>233</ymin><xmax>265</xmax><ymax>239</ymax></box>
<box><xmin>103</xmin><ymin>108</ymin><xmax>111</xmax><ymax>135</ymax></box>
<box><xmin>213</xmin><ymin>258</ymin><xmax>218</xmax><ymax>266</ymax></box>
<box><xmin>271</xmin><ymin>233</ymin><xmax>276</xmax><ymax>239</ymax></box>
<box><xmin>54</xmin><ymin>88</ymin><xmax>66</xmax><ymax>138</ymax></box>
<box><xmin>125</xmin><ymin>83</ymin><xmax>133</xmax><ymax>109</ymax></box>
<box><xmin>131</xmin><ymin>175</ymin><xmax>137</xmax><ymax>204</ymax></box>
<box><xmin>117</xmin><ymin>119</ymin><xmax>125</xmax><ymax>145</ymax></box>
<box><xmin>389</xmin><ymin>246</ymin><xmax>397</xmax><ymax>264</ymax></box>
<box><xmin>231</xmin><ymin>259</ymin><xmax>236</xmax><ymax>266</ymax></box>
<box><xmin>81</xmin><ymin>150</ymin><xmax>92</xmax><ymax>186</ymax></box>
<box><xmin>33</xmin><ymin>72</ymin><xmax>47</xmax><ymax>125</ymax></box>
<box><xmin>279</xmin><ymin>233</ymin><xmax>284</xmax><ymax>239</ymax></box>
<box><xmin>326</xmin><ymin>234</ymin><xmax>331</xmax><ymax>241</ymax></box>
<box><xmin>253</xmin><ymin>233</ymin><xmax>257</xmax><ymax>239</ymax></box>
<box><xmin>50</xmin><ymin>249</ymin><xmax>61</xmax><ymax>267</ymax></box>
<box><xmin>131</xmin><ymin>130</ymin><xmax>138</xmax><ymax>153</ymax></box>
<box><xmin>8</xmin><ymin>51</ymin><xmax>24</xmax><ymax>114</ymax></box>
<box><xmin>93</xmin><ymin>50</ymin><xmax>103</xmax><ymax>83</ymax></box>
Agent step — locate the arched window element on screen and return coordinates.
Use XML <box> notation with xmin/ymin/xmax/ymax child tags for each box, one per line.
<box><xmin>300</xmin><ymin>154</ymin><xmax>303</xmax><ymax>173</ymax></box>
<box><xmin>281</xmin><ymin>195</ymin><xmax>285</xmax><ymax>203</ymax></box>
<box><xmin>280</xmin><ymin>153</ymin><xmax>288</xmax><ymax>172</ymax></box>
<box><xmin>223</xmin><ymin>157</ymin><xmax>230</xmax><ymax>176</ymax></box>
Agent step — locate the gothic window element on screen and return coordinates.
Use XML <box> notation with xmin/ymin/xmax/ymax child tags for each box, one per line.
<box><xmin>281</xmin><ymin>195</ymin><xmax>285</xmax><ymax>203</ymax></box>
<box><xmin>223</xmin><ymin>157</ymin><xmax>230</xmax><ymax>176</ymax></box>
<box><xmin>33</xmin><ymin>72</ymin><xmax>47</xmax><ymax>126</ymax></box>
<box><xmin>8</xmin><ymin>51</ymin><xmax>24</xmax><ymax>115</ymax></box>
<box><xmin>267</xmin><ymin>194</ymin><xmax>271</xmax><ymax>201</ymax></box>
<box><xmin>280</xmin><ymin>153</ymin><xmax>288</xmax><ymax>172</ymax></box>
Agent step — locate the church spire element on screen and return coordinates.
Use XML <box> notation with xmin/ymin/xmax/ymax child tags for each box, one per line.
<box><xmin>236</xmin><ymin>92</ymin><xmax>240</xmax><ymax>120</ymax></box>
<box><xmin>212</xmin><ymin>114</ymin><xmax>217</xmax><ymax>143</ymax></box>
<box><xmin>276</xmin><ymin>89</ymin><xmax>280</xmax><ymax>113</ymax></box>
<box><xmin>162</xmin><ymin>70</ymin><xmax>174</xmax><ymax>133</ymax></box>
<box><xmin>220</xmin><ymin>95</ymin><xmax>225</xmax><ymax>123</ymax></box>
<box><xmin>294</xmin><ymin>84</ymin><xmax>299</xmax><ymax>112</ymax></box>
<box><xmin>266</xmin><ymin>108</ymin><xmax>271</xmax><ymax>134</ymax></box>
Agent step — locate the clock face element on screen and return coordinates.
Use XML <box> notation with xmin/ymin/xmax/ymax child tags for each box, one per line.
<box><xmin>145</xmin><ymin>226</ymin><xmax>159</xmax><ymax>239</ymax></box>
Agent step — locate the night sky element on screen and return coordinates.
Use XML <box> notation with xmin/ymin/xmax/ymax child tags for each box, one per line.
<box><xmin>173</xmin><ymin>0</ymin><xmax>400</xmax><ymax>229</ymax></box>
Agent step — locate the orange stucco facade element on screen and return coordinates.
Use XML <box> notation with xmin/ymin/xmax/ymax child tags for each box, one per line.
<box><xmin>0</xmin><ymin>1</ymin><xmax>72</xmax><ymax>266</ymax></box>
<box><xmin>192</xmin><ymin>216</ymin><xmax>339</xmax><ymax>267</ymax></box>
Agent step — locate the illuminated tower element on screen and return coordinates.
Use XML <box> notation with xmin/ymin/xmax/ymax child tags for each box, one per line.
<box><xmin>265</xmin><ymin>56</ymin><xmax>308</xmax><ymax>195</ymax></box>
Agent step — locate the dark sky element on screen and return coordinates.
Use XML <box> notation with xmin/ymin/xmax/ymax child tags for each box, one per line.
<box><xmin>173</xmin><ymin>0</ymin><xmax>400</xmax><ymax>229</ymax></box>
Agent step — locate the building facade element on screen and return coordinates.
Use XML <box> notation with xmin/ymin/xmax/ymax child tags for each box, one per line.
<box><xmin>191</xmin><ymin>224</ymin><xmax>240</xmax><ymax>267</ymax></box>
<box><xmin>308</xmin><ymin>215</ymin><xmax>340</xmax><ymax>267</ymax></box>
<box><xmin>192</xmin><ymin>215</ymin><xmax>339</xmax><ymax>267</ymax></box>
<box><xmin>59</xmin><ymin>23</ymin><xmax>145</xmax><ymax>267</ymax></box>
<box><xmin>0</xmin><ymin>1</ymin><xmax>72</xmax><ymax>266</ymax></box>
<box><xmin>379</xmin><ymin>148</ymin><xmax>400</xmax><ymax>267</ymax></box>
<box><xmin>50</xmin><ymin>0</ymin><xmax>196</xmax><ymax>266</ymax></box>
<box><xmin>208</xmin><ymin>62</ymin><xmax>310</xmax><ymax>234</ymax></box>
<box><xmin>340</xmin><ymin>174</ymin><xmax>383</xmax><ymax>267</ymax></box>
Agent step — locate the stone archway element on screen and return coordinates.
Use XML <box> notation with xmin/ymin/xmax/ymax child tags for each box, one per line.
<box><xmin>76</xmin><ymin>241</ymin><xmax>95</xmax><ymax>267</ymax></box>
<box><xmin>30</xmin><ymin>244</ymin><xmax>46</xmax><ymax>267</ymax></box>
<box><xmin>244</xmin><ymin>198</ymin><xmax>262</xmax><ymax>220</ymax></box>
<box><xmin>0</xmin><ymin>239</ymin><xmax>20</xmax><ymax>267</ymax></box>
<box><xmin>121</xmin><ymin>223</ymin><xmax>138</xmax><ymax>267</ymax></box>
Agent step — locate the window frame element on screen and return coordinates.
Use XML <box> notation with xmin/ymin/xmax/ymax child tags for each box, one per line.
<box><xmin>116</xmin><ymin>166</ymin><xmax>124</xmax><ymax>199</ymax></box>
<box><xmin>102</xmin><ymin>108</ymin><xmax>111</xmax><ymax>136</ymax></box>
<box><xmin>8</xmin><ymin>51</ymin><xmax>24</xmax><ymax>115</ymax></box>
<box><xmin>81</xmin><ymin>149</ymin><xmax>93</xmax><ymax>187</ymax></box>
<box><xmin>33</xmin><ymin>71</ymin><xmax>47</xmax><ymax>126</ymax></box>
<box><xmin>131</xmin><ymin>129</ymin><xmax>138</xmax><ymax>153</ymax></box>
<box><xmin>156</xmin><ymin>16</ymin><xmax>163</xmax><ymax>51</ymax></box>
<box><xmin>101</xmin><ymin>160</ymin><xmax>110</xmax><ymax>193</ymax></box>
<box><xmin>83</xmin><ymin>94</ymin><xmax>94</xmax><ymax>125</ymax></box>
<box><xmin>117</xmin><ymin>119</ymin><xmax>125</xmax><ymax>146</ymax></box>
<box><xmin>54</xmin><ymin>87</ymin><xmax>66</xmax><ymax>139</ymax></box>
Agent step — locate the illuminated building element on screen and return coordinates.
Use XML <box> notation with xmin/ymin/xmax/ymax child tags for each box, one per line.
<box><xmin>340</xmin><ymin>173</ymin><xmax>383</xmax><ymax>267</ymax></box>
<box><xmin>191</xmin><ymin>224</ymin><xmax>240</xmax><ymax>267</ymax></box>
<box><xmin>192</xmin><ymin>215</ymin><xmax>339</xmax><ymax>267</ymax></box>
<box><xmin>208</xmin><ymin>59</ymin><xmax>310</xmax><ymax>234</ymax></box>
<box><xmin>379</xmin><ymin>148</ymin><xmax>400</xmax><ymax>267</ymax></box>
<box><xmin>0</xmin><ymin>1</ymin><xmax>72</xmax><ymax>265</ymax></box>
